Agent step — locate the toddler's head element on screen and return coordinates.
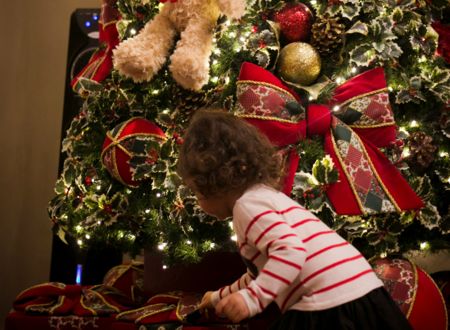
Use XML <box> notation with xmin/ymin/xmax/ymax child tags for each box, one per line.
<box><xmin>177</xmin><ymin>109</ymin><xmax>282</xmax><ymax>198</ymax></box>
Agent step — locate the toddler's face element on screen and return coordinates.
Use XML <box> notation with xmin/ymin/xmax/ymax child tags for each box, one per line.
<box><xmin>195</xmin><ymin>193</ymin><xmax>232</xmax><ymax>221</ymax></box>
<box><xmin>185</xmin><ymin>179</ymin><xmax>233</xmax><ymax>220</ymax></box>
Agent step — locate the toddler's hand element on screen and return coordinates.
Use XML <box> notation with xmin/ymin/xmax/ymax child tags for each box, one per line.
<box><xmin>215</xmin><ymin>292</ymin><xmax>249</xmax><ymax>323</ymax></box>
<box><xmin>198</xmin><ymin>291</ymin><xmax>214</xmax><ymax>309</ymax></box>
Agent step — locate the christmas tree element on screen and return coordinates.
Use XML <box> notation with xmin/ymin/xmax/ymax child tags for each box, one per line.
<box><xmin>49</xmin><ymin>0</ymin><xmax>450</xmax><ymax>266</ymax></box>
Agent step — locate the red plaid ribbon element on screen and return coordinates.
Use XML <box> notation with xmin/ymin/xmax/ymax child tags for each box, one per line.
<box><xmin>236</xmin><ymin>62</ymin><xmax>424</xmax><ymax>215</ymax></box>
<box><xmin>71</xmin><ymin>0</ymin><xmax>120</xmax><ymax>94</ymax></box>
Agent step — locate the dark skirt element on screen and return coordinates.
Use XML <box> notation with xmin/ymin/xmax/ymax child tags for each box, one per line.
<box><xmin>270</xmin><ymin>287</ymin><xmax>412</xmax><ymax>330</ymax></box>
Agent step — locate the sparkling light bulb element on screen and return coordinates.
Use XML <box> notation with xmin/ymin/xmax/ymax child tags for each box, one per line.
<box><xmin>419</xmin><ymin>241</ymin><xmax>429</xmax><ymax>250</ymax></box>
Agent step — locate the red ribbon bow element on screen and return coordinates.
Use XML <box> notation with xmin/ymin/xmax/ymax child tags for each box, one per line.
<box><xmin>71</xmin><ymin>0</ymin><xmax>120</xmax><ymax>94</ymax></box>
<box><xmin>236</xmin><ymin>62</ymin><xmax>424</xmax><ymax>215</ymax></box>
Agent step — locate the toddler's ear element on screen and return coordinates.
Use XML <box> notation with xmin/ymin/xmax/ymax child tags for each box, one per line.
<box><xmin>216</xmin><ymin>0</ymin><xmax>246</xmax><ymax>19</ymax></box>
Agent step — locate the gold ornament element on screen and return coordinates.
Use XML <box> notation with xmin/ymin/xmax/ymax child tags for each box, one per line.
<box><xmin>277</xmin><ymin>42</ymin><xmax>321</xmax><ymax>86</ymax></box>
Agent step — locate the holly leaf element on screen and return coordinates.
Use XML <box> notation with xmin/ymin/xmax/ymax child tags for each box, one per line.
<box><xmin>54</xmin><ymin>178</ymin><xmax>66</xmax><ymax>195</ymax></box>
<box><xmin>63</xmin><ymin>162</ymin><xmax>77</xmax><ymax>185</ymax></box>
<box><xmin>395</xmin><ymin>90</ymin><xmax>414</xmax><ymax>104</ymax></box>
<box><xmin>385</xmin><ymin>42</ymin><xmax>403</xmax><ymax>59</ymax></box>
<box><xmin>346</xmin><ymin>21</ymin><xmax>369</xmax><ymax>36</ymax></box>
<box><xmin>392</xmin><ymin>7</ymin><xmax>404</xmax><ymax>22</ymax></box>
<box><xmin>56</xmin><ymin>226</ymin><xmax>68</xmax><ymax>244</ymax></box>
<box><xmin>349</xmin><ymin>43</ymin><xmax>374</xmax><ymax>67</ymax></box>
<box><xmin>340</xmin><ymin>4</ymin><xmax>360</xmax><ymax>20</ymax></box>
<box><xmin>418</xmin><ymin>202</ymin><xmax>441</xmax><ymax>230</ymax></box>
<box><xmin>77</xmin><ymin>78</ymin><xmax>104</xmax><ymax>94</ymax></box>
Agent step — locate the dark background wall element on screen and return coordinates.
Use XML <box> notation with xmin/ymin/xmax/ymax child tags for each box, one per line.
<box><xmin>0</xmin><ymin>1</ymin><xmax>98</xmax><ymax>328</ymax></box>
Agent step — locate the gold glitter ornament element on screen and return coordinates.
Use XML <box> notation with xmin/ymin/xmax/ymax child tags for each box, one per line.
<box><xmin>277</xmin><ymin>42</ymin><xmax>321</xmax><ymax>86</ymax></box>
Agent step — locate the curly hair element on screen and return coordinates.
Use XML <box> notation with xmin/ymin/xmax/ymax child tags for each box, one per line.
<box><xmin>177</xmin><ymin>109</ymin><xmax>283</xmax><ymax>197</ymax></box>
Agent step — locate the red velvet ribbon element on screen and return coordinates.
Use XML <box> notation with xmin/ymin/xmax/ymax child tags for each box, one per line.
<box><xmin>432</xmin><ymin>21</ymin><xmax>450</xmax><ymax>64</ymax></box>
<box><xmin>71</xmin><ymin>0</ymin><xmax>120</xmax><ymax>94</ymax></box>
<box><xmin>13</xmin><ymin>283</ymin><xmax>129</xmax><ymax>316</ymax></box>
<box><xmin>237</xmin><ymin>62</ymin><xmax>424</xmax><ymax>215</ymax></box>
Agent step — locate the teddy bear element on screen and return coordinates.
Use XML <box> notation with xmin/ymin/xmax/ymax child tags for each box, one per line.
<box><xmin>112</xmin><ymin>0</ymin><xmax>246</xmax><ymax>91</ymax></box>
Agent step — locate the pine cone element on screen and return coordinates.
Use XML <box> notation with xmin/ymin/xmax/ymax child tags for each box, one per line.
<box><xmin>171</xmin><ymin>86</ymin><xmax>213</xmax><ymax>124</ymax></box>
<box><xmin>310</xmin><ymin>14</ymin><xmax>345</xmax><ymax>57</ymax></box>
<box><xmin>407</xmin><ymin>131</ymin><xmax>438</xmax><ymax>169</ymax></box>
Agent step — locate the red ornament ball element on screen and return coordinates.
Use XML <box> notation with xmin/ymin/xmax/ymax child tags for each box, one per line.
<box><xmin>372</xmin><ymin>258</ymin><xmax>448</xmax><ymax>330</ymax></box>
<box><xmin>273</xmin><ymin>3</ymin><xmax>313</xmax><ymax>43</ymax></box>
<box><xmin>101</xmin><ymin>118</ymin><xmax>166</xmax><ymax>187</ymax></box>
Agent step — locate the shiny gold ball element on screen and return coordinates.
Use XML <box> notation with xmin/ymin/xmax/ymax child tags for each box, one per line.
<box><xmin>277</xmin><ymin>42</ymin><xmax>321</xmax><ymax>86</ymax></box>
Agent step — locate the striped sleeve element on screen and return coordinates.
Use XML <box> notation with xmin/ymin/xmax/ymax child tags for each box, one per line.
<box><xmin>210</xmin><ymin>271</ymin><xmax>254</xmax><ymax>307</ymax></box>
<box><xmin>235</xmin><ymin>204</ymin><xmax>307</xmax><ymax>317</ymax></box>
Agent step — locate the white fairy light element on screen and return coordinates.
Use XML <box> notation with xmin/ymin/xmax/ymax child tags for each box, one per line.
<box><xmin>152</xmin><ymin>89</ymin><xmax>160</xmax><ymax>95</ymax></box>
<box><xmin>96</xmin><ymin>185</ymin><xmax>102</xmax><ymax>191</ymax></box>
<box><xmin>85</xmin><ymin>234</ymin><xmax>90</xmax><ymax>239</ymax></box>
<box><xmin>420</xmin><ymin>241</ymin><xmax>430</xmax><ymax>250</ymax></box>
<box><xmin>351</xmin><ymin>67</ymin><xmax>357</xmax><ymax>74</ymax></box>
<box><xmin>332</xmin><ymin>105</ymin><xmax>340</xmax><ymax>112</ymax></box>
<box><xmin>145</xmin><ymin>209</ymin><xmax>151</xmax><ymax>214</ymax></box>
<box><xmin>229</xmin><ymin>31</ymin><xmax>236</xmax><ymax>38</ymax></box>
<box><xmin>336</xmin><ymin>77</ymin><xmax>344</xmax><ymax>84</ymax></box>
<box><xmin>156</xmin><ymin>192</ymin><xmax>162</xmax><ymax>198</ymax></box>
<box><xmin>213</xmin><ymin>48</ymin><xmax>221</xmax><ymax>55</ymax></box>
<box><xmin>75</xmin><ymin>225</ymin><xmax>82</xmax><ymax>232</ymax></box>
<box><xmin>380</xmin><ymin>252</ymin><xmax>387</xmax><ymax>258</ymax></box>
<box><xmin>162</xmin><ymin>265</ymin><xmax>168</xmax><ymax>269</ymax></box>
<box><xmin>212</xmin><ymin>59</ymin><xmax>218</xmax><ymax>65</ymax></box>
<box><xmin>439</xmin><ymin>151</ymin><xmax>449</xmax><ymax>158</ymax></box>
<box><xmin>388</xmin><ymin>86</ymin><xmax>393</xmax><ymax>92</ymax></box>
<box><xmin>410</xmin><ymin>120</ymin><xmax>419</xmax><ymax>127</ymax></box>
<box><xmin>402</xmin><ymin>147</ymin><xmax>411</xmax><ymax>157</ymax></box>
<box><xmin>186</xmin><ymin>240</ymin><xmax>192</xmax><ymax>245</ymax></box>
<box><xmin>130</xmin><ymin>28</ymin><xmax>137</xmax><ymax>35</ymax></box>
<box><xmin>158</xmin><ymin>242</ymin><xmax>167</xmax><ymax>250</ymax></box>
<box><xmin>211</xmin><ymin>76</ymin><xmax>219</xmax><ymax>83</ymax></box>
<box><xmin>77</xmin><ymin>239</ymin><xmax>83</xmax><ymax>246</ymax></box>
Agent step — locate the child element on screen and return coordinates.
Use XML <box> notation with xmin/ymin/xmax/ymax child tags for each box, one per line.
<box><xmin>177</xmin><ymin>109</ymin><xmax>412</xmax><ymax>329</ymax></box>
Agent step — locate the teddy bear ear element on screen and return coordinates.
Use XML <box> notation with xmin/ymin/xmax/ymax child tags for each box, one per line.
<box><xmin>216</xmin><ymin>0</ymin><xmax>247</xmax><ymax>19</ymax></box>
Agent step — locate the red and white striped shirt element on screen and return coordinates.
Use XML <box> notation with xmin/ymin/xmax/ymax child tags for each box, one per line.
<box><xmin>210</xmin><ymin>184</ymin><xmax>383</xmax><ymax>317</ymax></box>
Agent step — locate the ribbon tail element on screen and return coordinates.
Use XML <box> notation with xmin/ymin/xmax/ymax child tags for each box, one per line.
<box><xmin>71</xmin><ymin>17</ymin><xmax>119</xmax><ymax>94</ymax></box>
<box><xmin>282</xmin><ymin>148</ymin><xmax>299</xmax><ymax>196</ymax></box>
<box><xmin>363</xmin><ymin>140</ymin><xmax>424</xmax><ymax>211</ymax></box>
<box><xmin>325</xmin><ymin>122</ymin><xmax>424</xmax><ymax>215</ymax></box>
<box><xmin>323</xmin><ymin>133</ymin><xmax>363</xmax><ymax>215</ymax></box>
